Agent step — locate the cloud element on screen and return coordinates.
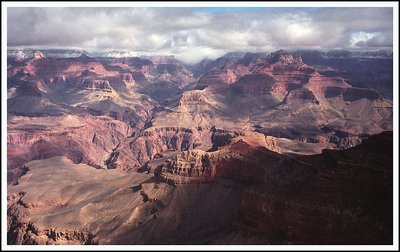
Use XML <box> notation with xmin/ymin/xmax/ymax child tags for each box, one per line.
<box><xmin>7</xmin><ymin>7</ymin><xmax>393</xmax><ymax>64</ymax></box>
<box><xmin>350</xmin><ymin>31</ymin><xmax>393</xmax><ymax>48</ymax></box>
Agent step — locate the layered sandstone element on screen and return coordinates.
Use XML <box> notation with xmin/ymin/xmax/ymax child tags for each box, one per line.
<box><xmin>7</xmin><ymin>115</ymin><xmax>130</xmax><ymax>170</ymax></box>
<box><xmin>157</xmin><ymin>132</ymin><xmax>281</xmax><ymax>184</ymax></box>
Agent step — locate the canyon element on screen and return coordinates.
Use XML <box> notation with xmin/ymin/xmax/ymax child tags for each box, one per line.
<box><xmin>7</xmin><ymin>132</ymin><xmax>393</xmax><ymax>244</ymax></box>
<box><xmin>6</xmin><ymin>49</ymin><xmax>393</xmax><ymax>245</ymax></box>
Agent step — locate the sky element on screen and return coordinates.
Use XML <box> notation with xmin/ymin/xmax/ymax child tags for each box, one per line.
<box><xmin>7</xmin><ymin>7</ymin><xmax>393</xmax><ymax>64</ymax></box>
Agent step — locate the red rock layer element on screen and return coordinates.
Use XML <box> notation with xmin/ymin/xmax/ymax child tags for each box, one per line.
<box><xmin>7</xmin><ymin>115</ymin><xmax>130</xmax><ymax>170</ymax></box>
<box><xmin>157</xmin><ymin>133</ymin><xmax>281</xmax><ymax>184</ymax></box>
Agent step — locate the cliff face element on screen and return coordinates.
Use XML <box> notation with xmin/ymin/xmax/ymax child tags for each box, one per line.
<box><xmin>157</xmin><ymin>132</ymin><xmax>281</xmax><ymax>184</ymax></box>
<box><xmin>236</xmin><ymin>131</ymin><xmax>393</xmax><ymax>244</ymax></box>
<box><xmin>7</xmin><ymin>115</ymin><xmax>130</xmax><ymax>170</ymax></box>
<box><xmin>110</xmin><ymin>126</ymin><xmax>213</xmax><ymax>171</ymax></box>
<box><xmin>75</xmin><ymin>71</ymin><xmax>113</xmax><ymax>92</ymax></box>
<box><xmin>159</xmin><ymin>149</ymin><xmax>215</xmax><ymax>184</ymax></box>
<box><xmin>153</xmin><ymin>131</ymin><xmax>392</xmax><ymax>244</ymax></box>
<box><xmin>198</xmin><ymin>62</ymin><xmax>249</xmax><ymax>85</ymax></box>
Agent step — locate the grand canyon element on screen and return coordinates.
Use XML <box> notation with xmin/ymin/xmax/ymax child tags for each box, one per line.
<box><xmin>4</xmin><ymin>5</ymin><xmax>395</xmax><ymax>247</ymax></box>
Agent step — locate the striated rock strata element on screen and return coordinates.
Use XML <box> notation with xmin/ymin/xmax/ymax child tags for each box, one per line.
<box><xmin>7</xmin><ymin>115</ymin><xmax>130</xmax><ymax>170</ymax></box>
<box><xmin>157</xmin><ymin>132</ymin><xmax>281</xmax><ymax>184</ymax></box>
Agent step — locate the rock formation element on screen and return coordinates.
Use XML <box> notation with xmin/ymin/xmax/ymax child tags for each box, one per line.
<box><xmin>157</xmin><ymin>132</ymin><xmax>281</xmax><ymax>184</ymax></box>
<box><xmin>6</xmin><ymin>132</ymin><xmax>393</xmax><ymax>245</ymax></box>
<box><xmin>6</xmin><ymin>49</ymin><xmax>394</xmax><ymax>245</ymax></box>
<box><xmin>236</xmin><ymin>131</ymin><xmax>393</xmax><ymax>244</ymax></box>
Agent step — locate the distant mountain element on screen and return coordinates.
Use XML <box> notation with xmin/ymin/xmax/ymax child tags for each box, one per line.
<box><xmin>291</xmin><ymin>49</ymin><xmax>393</xmax><ymax>59</ymax></box>
<box><xmin>7</xmin><ymin>48</ymin><xmax>89</xmax><ymax>59</ymax></box>
<box><xmin>351</xmin><ymin>49</ymin><xmax>393</xmax><ymax>58</ymax></box>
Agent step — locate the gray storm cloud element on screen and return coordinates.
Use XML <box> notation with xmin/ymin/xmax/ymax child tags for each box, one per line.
<box><xmin>7</xmin><ymin>7</ymin><xmax>393</xmax><ymax>64</ymax></box>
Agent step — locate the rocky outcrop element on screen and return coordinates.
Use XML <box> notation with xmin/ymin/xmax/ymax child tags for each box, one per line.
<box><xmin>158</xmin><ymin>149</ymin><xmax>215</xmax><ymax>184</ymax></box>
<box><xmin>153</xmin><ymin>131</ymin><xmax>392</xmax><ymax>244</ymax></box>
<box><xmin>234</xmin><ymin>74</ymin><xmax>277</xmax><ymax>96</ymax></box>
<box><xmin>33</xmin><ymin>51</ymin><xmax>45</xmax><ymax>60</ymax></box>
<box><xmin>105</xmin><ymin>56</ymin><xmax>154</xmax><ymax>68</ymax></box>
<box><xmin>286</xmin><ymin>87</ymin><xmax>319</xmax><ymax>102</ymax></box>
<box><xmin>236</xmin><ymin>131</ymin><xmax>393</xmax><ymax>244</ymax></box>
<box><xmin>294</xmin><ymin>50</ymin><xmax>393</xmax><ymax>99</ymax></box>
<box><xmin>306</xmin><ymin>73</ymin><xmax>351</xmax><ymax>94</ymax></box>
<box><xmin>343</xmin><ymin>87</ymin><xmax>382</xmax><ymax>101</ymax></box>
<box><xmin>74</xmin><ymin>70</ymin><xmax>113</xmax><ymax>91</ymax></box>
<box><xmin>7</xmin><ymin>220</ymin><xmax>96</xmax><ymax>245</ymax></box>
<box><xmin>157</xmin><ymin>132</ymin><xmax>281</xmax><ymax>184</ymax></box>
<box><xmin>179</xmin><ymin>90</ymin><xmax>207</xmax><ymax>106</ymax></box>
<box><xmin>120</xmin><ymin>73</ymin><xmax>136</xmax><ymax>84</ymax></box>
<box><xmin>198</xmin><ymin>60</ymin><xmax>249</xmax><ymax>85</ymax></box>
<box><xmin>142</xmin><ymin>55</ymin><xmax>195</xmax><ymax>88</ymax></box>
<box><xmin>197</xmin><ymin>50</ymin><xmax>315</xmax><ymax>99</ymax></box>
<box><xmin>305</xmin><ymin>73</ymin><xmax>383</xmax><ymax>102</ymax></box>
<box><xmin>265</xmin><ymin>50</ymin><xmax>299</xmax><ymax>65</ymax></box>
<box><xmin>111</xmin><ymin>126</ymin><xmax>213</xmax><ymax>171</ymax></box>
<box><xmin>81</xmin><ymin>79</ymin><xmax>112</xmax><ymax>91</ymax></box>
